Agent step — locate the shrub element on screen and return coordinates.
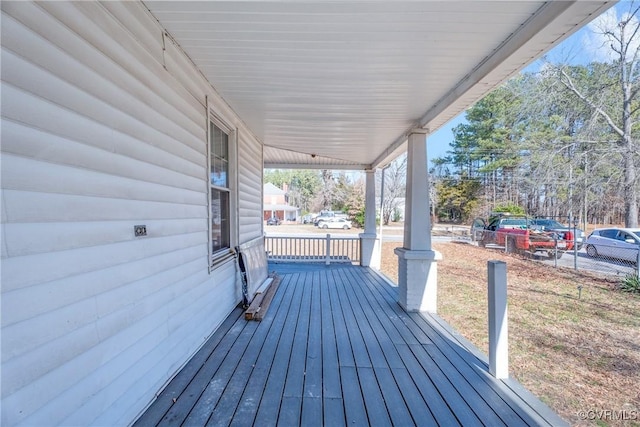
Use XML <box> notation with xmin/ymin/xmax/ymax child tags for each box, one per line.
<box><xmin>392</xmin><ymin>208</ymin><xmax>402</xmax><ymax>222</ymax></box>
<box><xmin>493</xmin><ymin>202</ymin><xmax>525</xmax><ymax>215</ymax></box>
<box><xmin>620</xmin><ymin>274</ymin><xmax>640</xmax><ymax>293</ymax></box>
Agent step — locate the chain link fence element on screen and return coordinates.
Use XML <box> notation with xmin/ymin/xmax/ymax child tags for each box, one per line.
<box><xmin>579</xmin><ymin>240</ymin><xmax>640</xmax><ymax>278</ymax></box>
<box><xmin>464</xmin><ymin>228</ymin><xmax>640</xmax><ymax>279</ymax></box>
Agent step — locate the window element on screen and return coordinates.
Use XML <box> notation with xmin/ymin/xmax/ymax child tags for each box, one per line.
<box><xmin>618</xmin><ymin>232</ymin><xmax>635</xmax><ymax>242</ymax></box>
<box><xmin>210</xmin><ymin>121</ymin><xmax>231</xmax><ymax>258</ymax></box>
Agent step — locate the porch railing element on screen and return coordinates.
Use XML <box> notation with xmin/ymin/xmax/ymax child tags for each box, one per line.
<box><xmin>265</xmin><ymin>234</ymin><xmax>361</xmax><ymax>265</ymax></box>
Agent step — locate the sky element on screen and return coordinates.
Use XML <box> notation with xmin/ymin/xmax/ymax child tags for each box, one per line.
<box><xmin>425</xmin><ymin>1</ymin><xmax>637</xmax><ymax>167</ymax></box>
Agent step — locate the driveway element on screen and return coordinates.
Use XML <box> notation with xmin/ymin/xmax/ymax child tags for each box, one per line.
<box><xmin>538</xmin><ymin>248</ymin><xmax>638</xmax><ymax>277</ymax></box>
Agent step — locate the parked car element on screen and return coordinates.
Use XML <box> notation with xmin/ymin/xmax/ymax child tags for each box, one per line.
<box><xmin>529</xmin><ymin>218</ymin><xmax>585</xmax><ymax>250</ymax></box>
<box><xmin>584</xmin><ymin>227</ymin><xmax>640</xmax><ymax>263</ymax></box>
<box><xmin>317</xmin><ymin>218</ymin><xmax>352</xmax><ymax>230</ymax></box>
<box><xmin>313</xmin><ymin>215</ymin><xmax>334</xmax><ymax>226</ymax></box>
<box><xmin>266</xmin><ymin>216</ymin><xmax>281</xmax><ymax>226</ymax></box>
<box><xmin>472</xmin><ymin>214</ymin><xmax>574</xmax><ymax>258</ymax></box>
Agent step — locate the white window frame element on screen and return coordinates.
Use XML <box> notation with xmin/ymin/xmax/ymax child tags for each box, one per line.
<box><xmin>207</xmin><ymin>110</ymin><xmax>237</xmax><ymax>270</ymax></box>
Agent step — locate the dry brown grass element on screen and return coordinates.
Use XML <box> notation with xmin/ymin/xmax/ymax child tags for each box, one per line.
<box><xmin>381</xmin><ymin>241</ymin><xmax>640</xmax><ymax>427</ymax></box>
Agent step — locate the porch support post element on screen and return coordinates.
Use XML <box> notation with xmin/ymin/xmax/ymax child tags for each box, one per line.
<box><xmin>394</xmin><ymin>130</ymin><xmax>442</xmax><ymax>312</ymax></box>
<box><xmin>488</xmin><ymin>260</ymin><xmax>509</xmax><ymax>379</ymax></box>
<box><xmin>360</xmin><ymin>169</ymin><xmax>380</xmax><ymax>269</ymax></box>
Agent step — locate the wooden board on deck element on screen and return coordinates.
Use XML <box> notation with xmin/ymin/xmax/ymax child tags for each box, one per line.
<box><xmin>245</xmin><ymin>273</ymin><xmax>280</xmax><ymax>321</ymax></box>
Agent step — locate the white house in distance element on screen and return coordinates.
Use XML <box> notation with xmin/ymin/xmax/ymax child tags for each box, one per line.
<box><xmin>263</xmin><ymin>182</ymin><xmax>300</xmax><ymax>223</ymax></box>
<box><xmin>0</xmin><ymin>1</ymin><xmax>614</xmax><ymax>426</ymax></box>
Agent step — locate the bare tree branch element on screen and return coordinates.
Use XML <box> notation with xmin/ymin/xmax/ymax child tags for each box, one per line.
<box><xmin>559</xmin><ymin>68</ymin><xmax>625</xmax><ymax>138</ymax></box>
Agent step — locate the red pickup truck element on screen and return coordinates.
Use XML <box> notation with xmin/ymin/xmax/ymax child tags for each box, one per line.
<box><xmin>471</xmin><ymin>215</ymin><xmax>575</xmax><ymax>259</ymax></box>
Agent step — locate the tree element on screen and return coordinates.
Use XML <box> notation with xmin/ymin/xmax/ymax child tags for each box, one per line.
<box><xmin>431</xmin><ymin>15</ymin><xmax>640</xmax><ymax>227</ymax></box>
<box><xmin>378</xmin><ymin>155</ymin><xmax>407</xmax><ymax>225</ymax></box>
<box><xmin>311</xmin><ymin>169</ymin><xmax>336</xmax><ymax>212</ymax></box>
<box><xmin>343</xmin><ymin>178</ymin><xmax>366</xmax><ymax>228</ymax></box>
<box><xmin>553</xmin><ymin>3</ymin><xmax>640</xmax><ymax>227</ymax></box>
<box><xmin>432</xmin><ymin>84</ymin><xmax>525</xmax><ymax>218</ymax></box>
<box><xmin>435</xmin><ymin>176</ymin><xmax>481</xmax><ymax>222</ymax></box>
<box><xmin>330</xmin><ymin>172</ymin><xmax>354</xmax><ymax>212</ymax></box>
<box><xmin>264</xmin><ymin>169</ymin><xmax>322</xmax><ymax>213</ymax></box>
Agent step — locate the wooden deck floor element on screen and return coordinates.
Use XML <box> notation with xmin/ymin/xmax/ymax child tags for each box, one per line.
<box><xmin>134</xmin><ymin>263</ymin><xmax>567</xmax><ymax>427</ymax></box>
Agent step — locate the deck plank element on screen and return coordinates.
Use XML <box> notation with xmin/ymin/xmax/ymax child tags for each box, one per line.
<box><xmin>355</xmin><ymin>271</ymin><xmax>480</xmax><ymax>425</ymax></box>
<box><xmin>421</xmin><ymin>312</ymin><xmax>559</xmax><ymax>426</ymax></box>
<box><xmin>390</xmin><ymin>367</ymin><xmax>438</xmax><ymax>426</ymax></box>
<box><xmin>132</xmin><ymin>307</ymin><xmax>244</xmax><ymax>427</ymax></box>
<box><xmin>341</xmin><ymin>267</ymin><xmax>405</xmax><ymax>369</ymax></box>
<box><xmin>362</xmin><ymin>268</ymin><xmax>547</xmax><ymax>426</ymax></box>
<box><xmin>278</xmin><ymin>396</ymin><xmax>302</xmax><ymax>426</ymax></box>
<box><xmin>340</xmin><ymin>366</ymin><xmax>369</xmax><ymax>426</ymax></box>
<box><xmin>322</xmin><ymin>397</ymin><xmax>346</xmax><ymax>427</ymax></box>
<box><xmin>319</xmin><ymin>270</ymin><xmax>341</xmax><ymax>399</ymax></box>
<box><xmin>330</xmin><ymin>269</ymin><xmax>371</xmax><ymax>368</ymax></box>
<box><xmin>358</xmin><ymin>270</ymin><xmax>497</xmax><ymax>426</ymax></box>
<box><xmin>344</xmin><ymin>269</ymin><xmax>408</xmax><ymax>346</ymax></box>
<box><xmin>303</xmin><ymin>271</ymin><xmax>323</xmax><ymax>401</ymax></box>
<box><xmin>354</xmin><ymin>270</ymin><xmax>505</xmax><ymax>426</ymax></box>
<box><xmin>205</xmin><ymin>273</ymin><xmax>293</xmax><ymax>427</ymax></box>
<box><xmin>335</xmin><ymin>268</ymin><xmax>393</xmax><ymax>369</ymax></box>
<box><xmin>253</xmin><ymin>273</ymin><xmax>305</xmax><ymax>427</ymax></box>
<box><xmin>334</xmin><ymin>270</ymin><xmax>384</xmax><ymax>368</ymax></box>
<box><xmin>282</xmin><ymin>271</ymin><xmax>313</xmax><ymax>400</ymax></box>
<box><xmin>417</xmin><ymin>314</ymin><xmax>544</xmax><ymax>426</ymax></box>
<box><xmin>301</xmin><ymin>397</ymin><xmax>323</xmax><ymax>427</ymax></box>
<box><xmin>155</xmin><ymin>313</ymin><xmax>253</xmax><ymax>426</ymax></box>
<box><xmin>135</xmin><ymin>263</ymin><xmax>568</xmax><ymax>427</ymax></box>
<box><xmin>373</xmin><ymin>367</ymin><xmax>415</xmax><ymax>427</ymax></box>
<box><xmin>394</xmin><ymin>343</ymin><xmax>463</xmax><ymax>425</ymax></box>
<box><xmin>228</xmin><ymin>275</ymin><xmax>297</xmax><ymax>427</ymax></box>
<box><xmin>180</xmin><ymin>321</ymin><xmax>260</xmax><ymax>426</ymax></box>
<box><xmin>357</xmin><ymin>367</ymin><xmax>393</xmax><ymax>426</ymax></box>
<box><xmin>327</xmin><ymin>269</ymin><xmax>356</xmax><ymax>368</ymax></box>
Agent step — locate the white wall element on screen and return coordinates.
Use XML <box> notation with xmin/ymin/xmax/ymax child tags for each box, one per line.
<box><xmin>238</xmin><ymin>131</ymin><xmax>265</xmax><ymax>243</ymax></box>
<box><xmin>1</xmin><ymin>1</ymin><xmax>263</xmax><ymax>425</ymax></box>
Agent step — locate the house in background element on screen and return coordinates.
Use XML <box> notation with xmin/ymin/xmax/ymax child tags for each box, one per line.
<box><xmin>263</xmin><ymin>182</ymin><xmax>300</xmax><ymax>223</ymax></box>
<box><xmin>1</xmin><ymin>1</ymin><xmax>615</xmax><ymax>426</ymax></box>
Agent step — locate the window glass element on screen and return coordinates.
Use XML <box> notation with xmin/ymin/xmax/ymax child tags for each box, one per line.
<box><xmin>211</xmin><ymin>189</ymin><xmax>230</xmax><ymax>253</ymax></box>
<box><xmin>618</xmin><ymin>232</ymin><xmax>633</xmax><ymax>241</ymax></box>
<box><xmin>209</xmin><ymin>121</ymin><xmax>231</xmax><ymax>257</ymax></box>
<box><xmin>210</xmin><ymin>122</ymin><xmax>228</xmax><ymax>188</ymax></box>
<box><xmin>501</xmin><ymin>219</ymin><xmax>526</xmax><ymax>227</ymax></box>
<box><xmin>211</xmin><ymin>157</ymin><xmax>227</xmax><ymax>187</ymax></box>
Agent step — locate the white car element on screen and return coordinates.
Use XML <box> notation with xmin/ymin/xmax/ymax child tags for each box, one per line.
<box><xmin>317</xmin><ymin>218</ymin><xmax>352</xmax><ymax>230</ymax></box>
<box><xmin>584</xmin><ymin>228</ymin><xmax>640</xmax><ymax>263</ymax></box>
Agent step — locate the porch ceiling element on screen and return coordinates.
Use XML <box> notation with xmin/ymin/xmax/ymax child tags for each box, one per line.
<box><xmin>144</xmin><ymin>1</ymin><xmax>614</xmax><ymax>170</ymax></box>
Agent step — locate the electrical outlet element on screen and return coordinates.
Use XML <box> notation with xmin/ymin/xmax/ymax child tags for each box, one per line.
<box><xmin>134</xmin><ymin>225</ymin><xmax>147</xmax><ymax>237</ymax></box>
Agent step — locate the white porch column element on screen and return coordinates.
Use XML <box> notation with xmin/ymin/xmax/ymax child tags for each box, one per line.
<box><xmin>360</xmin><ymin>169</ymin><xmax>380</xmax><ymax>268</ymax></box>
<box><xmin>394</xmin><ymin>130</ymin><xmax>442</xmax><ymax>312</ymax></box>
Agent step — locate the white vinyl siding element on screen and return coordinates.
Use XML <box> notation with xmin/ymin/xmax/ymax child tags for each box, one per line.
<box><xmin>1</xmin><ymin>2</ymin><xmax>256</xmax><ymax>426</ymax></box>
<box><xmin>238</xmin><ymin>130</ymin><xmax>264</xmax><ymax>243</ymax></box>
